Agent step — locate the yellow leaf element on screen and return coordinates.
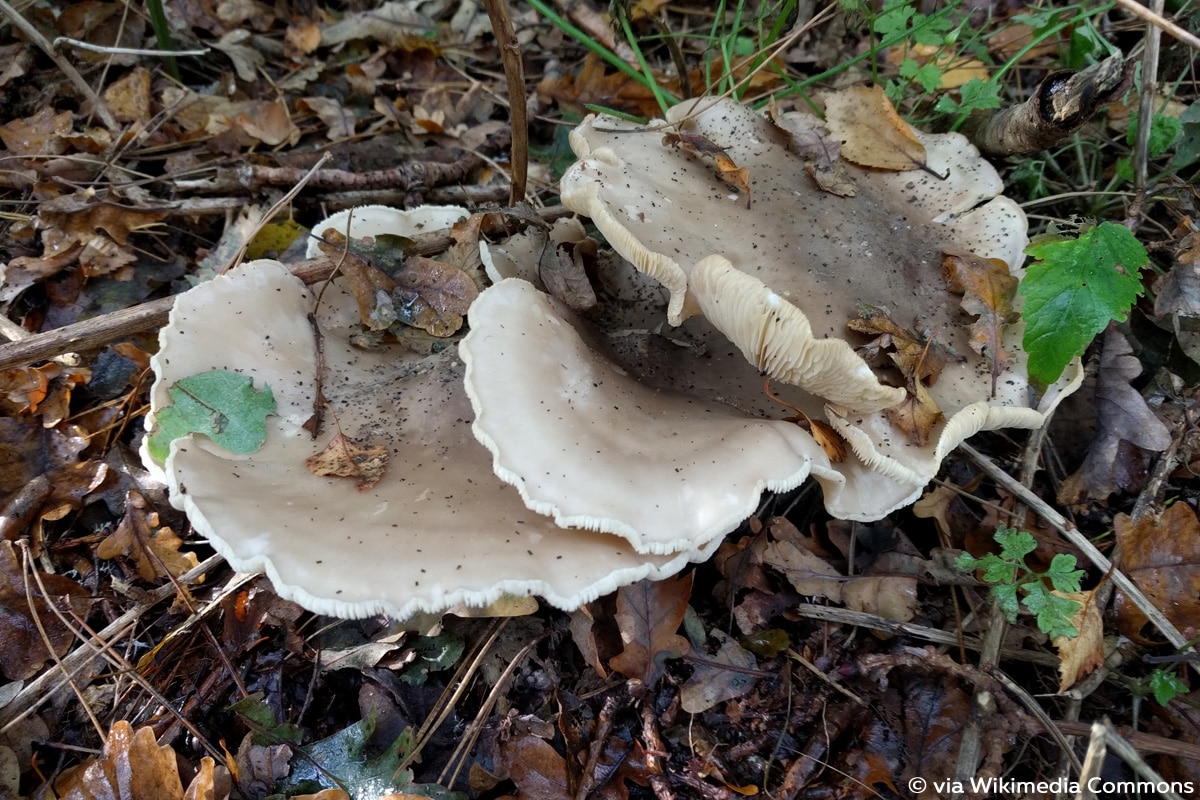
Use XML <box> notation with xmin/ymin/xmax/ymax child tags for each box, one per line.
<box><xmin>1054</xmin><ymin>589</ymin><xmax>1105</xmax><ymax>691</ymax></box>
<box><xmin>823</xmin><ymin>85</ymin><xmax>928</xmax><ymax>172</ymax></box>
<box><xmin>305</xmin><ymin>432</ymin><xmax>389</xmax><ymax>491</ymax></box>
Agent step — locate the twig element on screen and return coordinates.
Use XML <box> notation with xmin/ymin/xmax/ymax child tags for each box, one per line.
<box><xmin>1132</xmin><ymin>0</ymin><xmax>1165</xmax><ymax>202</ymax></box>
<box><xmin>0</xmin><ymin>0</ymin><xmax>119</xmax><ymax>131</ymax></box>
<box><xmin>53</xmin><ymin>37</ymin><xmax>210</xmax><ymax>57</ymax></box>
<box><xmin>483</xmin><ymin>0</ymin><xmax>528</xmax><ymax>204</ymax></box>
<box><xmin>1112</xmin><ymin>0</ymin><xmax>1200</xmax><ymax>53</ymax></box>
<box><xmin>1094</xmin><ymin>720</ymin><xmax>1189</xmax><ymax>800</ymax></box>
<box><xmin>958</xmin><ymin>442</ymin><xmax>1200</xmax><ymax>678</ymax></box>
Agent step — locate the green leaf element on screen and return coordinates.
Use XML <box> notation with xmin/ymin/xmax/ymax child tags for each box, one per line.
<box><xmin>1150</xmin><ymin>668</ymin><xmax>1189</xmax><ymax>706</ymax></box>
<box><xmin>147</xmin><ymin>370</ymin><xmax>276</xmax><ymax>464</ymax></box>
<box><xmin>1046</xmin><ymin>553</ymin><xmax>1084</xmax><ymax>593</ymax></box>
<box><xmin>873</xmin><ymin>0</ymin><xmax>915</xmax><ymax>40</ymax></box>
<box><xmin>991</xmin><ymin>582</ymin><xmax>1021</xmax><ymax>623</ymax></box>
<box><xmin>228</xmin><ymin>692</ymin><xmax>305</xmax><ymax>745</ymax></box>
<box><xmin>1019</xmin><ymin>222</ymin><xmax>1148</xmax><ymax>387</ymax></box>
<box><xmin>995</xmin><ymin>526</ymin><xmax>1037</xmax><ymax>561</ymax></box>
<box><xmin>957</xmin><ymin>79</ymin><xmax>1001</xmax><ymax>112</ymax></box>
<box><xmin>1125</xmin><ymin>112</ymin><xmax>1183</xmax><ymax>159</ymax></box>
<box><xmin>1025</xmin><ymin>588</ymin><xmax>1080</xmax><ymax>638</ymax></box>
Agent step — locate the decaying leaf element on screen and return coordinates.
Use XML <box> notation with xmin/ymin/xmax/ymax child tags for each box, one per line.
<box><xmin>58</xmin><ymin>721</ymin><xmax>188</xmax><ymax>800</ymax></box>
<box><xmin>1053</xmin><ymin>589</ymin><xmax>1104</xmax><ymax>691</ymax></box>
<box><xmin>502</xmin><ymin>735</ymin><xmax>571</xmax><ymax>800</ymax></box>
<box><xmin>1057</xmin><ymin>327</ymin><xmax>1172</xmax><ymax>505</ymax></box>
<box><xmin>843</xmin><ymin>573</ymin><xmax>919</xmax><ymax>622</ymax></box>
<box><xmin>848</xmin><ymin>304</ymin><xmax>960</xmax><ymax>385</ymax></box>
<box><xmin>538</xmin><ymin>233</ymin><xmax>599</xmax><ymax>311</ymax></box>
<box><xmin>679</xmin><ymin>630</ymin><xmax>758</xmax><ymax>713</ymax></box>
<box><xmin>38</xmin><ymin>191</ymin><xmax>166</xmax><ymax>247</ymax></box>
<box><xmin>97</xmin><ymin>490</ymin><xmax>200</xmax><ymax>581</ymax></box>
<box><xmin>942</xmin><ymin>250</ymin><xmax>1019</xmax><ymax>395</ymax></box>
<box><xmin>1113</xmin><ymin>503</ymin><xmax>1200</xmax><ymax>643</ymax></box>
<box><xmin>823</xmin><ymin>85</ymin><xmax>929</xmax><ymax>172</ymax></box>
<box><xmin>317</xmin><ymin>232</ymin><xmax>399</xmax><ymax>330</ymax></box>
<box><xmin>609</xmin><ymin>573</ymin><xmax>693</xmax><ymax>686</ymax></box>
<box><xmin>0</xmin><ymin>540</ymin><xmax>90</xmax><ymax>680</ymax></box>
<box><xmin>762</xmin><ymin>539</ymin><xmax>843</xmax><ymax>602</ymax></box>
<box><xmin>884</xmin><ymin>381</ymin><xmax>944</xmax><ymax>447</ymax></box>
<box><xmin>304</xmin><ymin>431</ymin><xmax>389</xmax><ymax>491</ymax></box>
<box><xmin>765</xmin><ymin>101</ymin><xmax>859</xmax><ymax>197</ymax></box>
<box><xmin>663</xmin><ymin>131</ymin><xmax>751</xmax><ymax>207</ymax></box>
<box><xmin>393</xmin><ymin>255</ymin><xmax>479</xmax><ymax>337</ymax></box>
<box><xmin>762</xmin><ymin>380</ymin><xmax>847</xmax><ymax>462</ymax></box>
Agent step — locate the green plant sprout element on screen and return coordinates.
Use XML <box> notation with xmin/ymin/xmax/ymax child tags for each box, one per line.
<box><xmin>1148</xmin><ymin>667</ymin><xmax>1189</xmax><ymax>706</ymax></box>
<box><xmin>956</xmin><ymin>525</ymin><xmax>1085</xmax><ymax>639</ymax></box>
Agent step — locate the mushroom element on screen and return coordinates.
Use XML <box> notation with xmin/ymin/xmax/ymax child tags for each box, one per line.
<box><xmin>549</xmin><ymin>96</ymin><xmax>1081</xmax><ymax>512</ymax></box>
<box><xmin>141</xmin><ymin>259</ymin><xmax>718</xmax><ymax>619</ymax></box>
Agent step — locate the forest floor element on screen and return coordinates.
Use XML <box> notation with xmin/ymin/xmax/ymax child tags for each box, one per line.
<box><xmin>1</xmin><ymin>1</ymin><xmax>1200</xmax><ymax>799</ymax></box>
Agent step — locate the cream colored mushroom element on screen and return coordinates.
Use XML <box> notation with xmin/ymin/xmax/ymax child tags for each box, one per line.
<box><xmin>557</xmin><ymin>95</ymin><xmax>1081</xmax><ymax>504</ymax></box>
<box><xmin>141</xmin><ymin>260</ymin><xmax>716</xmax><ymax>619</ymax></box>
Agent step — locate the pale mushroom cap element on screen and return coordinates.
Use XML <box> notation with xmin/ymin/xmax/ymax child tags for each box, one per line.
<box><xmin>304</xmin><ymin>204</ymin><xmax>468</xmax><ymax>259</ymax></box>
<box><xmin>142</xmin><ymin>261</ymin><xmax>714</xmax><ymax>619</ymax></box>
<box><xmin>461</xmin><ymin>277</ymin><xmax>934</xmax><ymax>549</ymax></box>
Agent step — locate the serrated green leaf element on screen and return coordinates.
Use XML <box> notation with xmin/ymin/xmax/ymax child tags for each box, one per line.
<box><xmin>992</xmin><ymin>582</ymin><xmax>1020</xmax><ymax>623</ymax></box>
<box><xmin>958</xmin><ymin>79</ymin><xmax>1001</xmax><ymax>112</ymax></box>
<box><xmin>1019</xmin><ymin>222</ymin><xmax>1148</xmax><ymax>387</ymax></box>
<box><xmin>147</xmin><ymin>370</ymin><xmax>276</xmax><ymax>464</ymax></box>
<box><xmin>1150</xmin><ymin>668</ymin><xmax>1188</xmax><ymax>705</ymax></box>
<box><xmin>981</xmin><ymin>558</ymin><xmax>1017</xmax><ymax>584</ymax></box>
<box><xmin>1047</xmin><ymin>553</ymin><xmax>1084</xmax><ymax>593</ymax></box>
<box><xmin>1032</xmin><ymin>590</ymin><xmax>1080</xmax><ymax>638</ymax></box>
<box><xmin>996</xmin><ymin>526</ymin><xmax>1037</xmax><ymax>561</ymax></box>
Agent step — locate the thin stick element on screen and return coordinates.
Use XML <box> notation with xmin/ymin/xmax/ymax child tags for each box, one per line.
<box><xmin>958</xmin><ymin>442</ymin><xmax>1200</xmax><ymax>678</ymax></box>
<box><xmin>53</xmin><ymin>37</ymin><xmax>210</xmax><ymax>57</ymax></box>
<box><xmin>1112</xmin><ymin>0</ymin><xmax>1200</xmax><ymax>52</ymax></box>
<box><xmin>483</xmin><ymin>0</ymin><xmax>527</xmax><ymax>204</ymax></box>
<box><xmin>0</xmin><ymin>0</ymin><xmax>119</xmax><ymax>131</ymax></box>
<box><xmin>1133</xmin><ymin>0</ymin><xmax>1165</xmax><ymax>194</ymax></box>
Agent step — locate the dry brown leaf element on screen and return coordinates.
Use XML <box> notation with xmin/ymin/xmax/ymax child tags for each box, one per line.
<box><xmin>103</xmin><ymin>66</ymin><xmax>152</xmax><ymax>124</ymax></box>
<box><xmin>317</xmin><ymin>232</ymin><xmax>399</xmax><ymax>330</ymax></box>
<box><xmin>97</xmin><ymin>490</ymin><xmax>200</xmax><ymax>581</ymax></box>
<box><xmin>304</xmin><ymin>431</ymin><xmax>389</xmax><ymax>491</ymax></box>
<box><xmin>1053</xmin><ymin>589</ymin><xmax>1104</xmax><ymax>691</ymax></box>
<box><xmin>502</xmin><ymin>734</ymin><xmax>571</xmax><ymax>800</ymax></box>
<box><xmin>1114</xmin><ymin>503</ymin><xmax>1200</xmax><ymax>644</ymax></box>
<box><xmin>285</xmin><ymin>20</ymin><xmax>322</xmax><ymax>57</ymax></box>
<box><xmin>394</xmin><ymin>255</ymin><xmax>479</xmax><ymax>337</ymax></box>
<box><xmin>38</xmin><ymin>192</ymin><xmax>166</xmax><ymax>247</ymax></box>
<box><xmin>679</xmin><ymin>631</ymin><xmax>758</xmax><ymax>713</ymax></box>
<box><xmin>663</xmin><ymin>131</ymin><xmax>751</xmax><ymax>207</ymax></box>
<box><xmin>238</xmin><ymin>101</ymin><xmax>301</xmax><ymax>146</ymax></box>
<box><xmin>0</xmin><ymin>540</ymin><xmax>90</xmax><ymax>681</ymax></box>
<box><xmin>536</xmin><ymin>53</ymin><xmax>667</xmax><ymax>120</ymax></box>
<box><xmin>843</xmin><ymin>575</ymin><xmax>918</xmax><ymax>622</ymax></box>
<box><xmin>538</xmin><ymin>234</ymin><xmax>598</xmax><ymax>311</ymax></box>
<box><xmin>762</xmin><ymin>539</ymin><xmax>843</xmax><ymax>603</ymax></box>
<box><xmin>297</xmin><ymin>96</ymin><xmax>355</xmax><ymax>141</ymax></box>
<box><xmin>0</xmin><ymin>108</ymin><xmax>73</xmax><ymax>155</ymax></box>
<box><xmin>823</xmin><ymin>85</ymin><xmax>928</xmax><ymax>172</ymax></box>
<box><xmin>884</xmin><ymin>382</ymin><xmax>944</xmax><ymax>447</ymax></box>
<box><xmin>848</xmin><ymin>305</ymin><xmax>959</xmax><ymax>385</ymax></box>
<box><xmin>942</xmin><ymin>251</ymin><xmax>1019</xmax><ymax>394</ymax></box>
<box><xmin>609</xmin><ymin>573</ymin><xmax>693</xmax><ymax>685</ymax></box>
<box><xmin>59</xmin><ymin>721</ymin><xmax>184</xmax><ymax>800</ymax></box>
<box><xmin>912</xmin><ymin>484</ymin><xmax>958</xmax><ymax>541</ymax></box>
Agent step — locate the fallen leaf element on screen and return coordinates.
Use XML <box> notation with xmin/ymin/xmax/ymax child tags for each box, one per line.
<box><xmin>1113</xmin><ymin>503</ymin><xmax>1200</xmax><ymax>644</ymax></box>
<box><xmin>146</xmin><ymin>370</ymin><xmax>277</xmax><ymax>465</ymax></box>
<box><xmin>97</xmin><ymin>490</ymin><xmax>200</xmax><ymax>581</ymax></box>
<box><xmin>539</xmin><ymin>234</ymin><xmax>598</xmax><ymax>311</ymax></box>
<box><xmin>59</xmin><ymin>721</ymin><xmax>184</xmax><ymax>800</ymax></box>
<box><xmin>304</xmin><ymin>432</ymin><xmax>389</xmax><ymax>491</ymax></box>
<box><xmin>1057</xmin><ymin>327</ymin><xmax>1172</xmax><ymax>505</ymax></box>
<box><xmin>536</xmin><ymin>52</ymin><xmax>667</xmax><ymax>120</ymax></box>
<box><xmin>843</xmin><ymin>574</ymin><xmax>918</xmax><ymax>622</ymax></box>
<box><xmin>503</xmin><ymin>734</ymin><xmax>571</xmax><ymax>800</ymax></box>
<box><xmin>38</xmin><ymin>191</ymin><xmax>166</xmax><ymax>247</ymax></box>
<box><xmin>823</xmin><ymin>85</ymin><xmax>928</xmax><ymax>172</ymax></box>
<box><xmin>942</xmin><ymin>250</ymin><xmax>1019</xmax><ymax>395</ymax></box>
<box><xmin>393</xmin><ymin>255</ymin><xmax>479</xmax><ymax>337</ymax></box>
<box><xmin>762</xmin><ymin>539</ymin><xmax>843</xmax><ymax>603</ymax></box>
<box><xmin>609</xmin><ymin>573</ymin><xmax>693</xmax><ymax>686</ymax></box>
<box><xmin>680</xmin><ymin>631</ymin><xmax>758</xmax><ymax>713</ymax></box>
<box><xmin>1054</xmin><ymin>589</ymin><xmax>1104</xmax><ymax>691</ymax></box>
<box><xmin>0</xmin><ymin>108</ymin><xmax>73</xmax><ymax>155</ymax></box>
<box><xmin>316</xmin><ymin>231</ymin><xmax>400</xmax><ymax>330</ymax></box>
<box><xmin>848</xmin><ymin>304</ymin><xmax>960</xmax><ymax>385</ymax></box>
<box><xmin>297</xmin><ymin>96</ymin><xmax>355</xmax><ymax>141</ymax></box>
<box><xmin>883</xmin><ymin>381</ymin><xmax>944</xmax><ymax>447</ymax></box>
<box><xmin>103</xmin><ymin>66</ymin><xmax>152</xmax><ymax>124</ymax></box>
<box><xmin>238</xmin><ymin>100</ymin><xmax>301</xmax><ymax>146</ymax></box>
<box><xmin>663</xmin><ymin>131</ymin><xmax>751</xmax><ymax>207</ymax></box>
<box><xmin>0</xmin><ymin>540</ymin><xmax>90</xmax><ymax>680</ymax></box>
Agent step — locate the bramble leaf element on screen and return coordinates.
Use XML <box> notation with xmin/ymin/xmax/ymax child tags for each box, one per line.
<box><xmin>1019</xmin><ymin>222</ymin><xmax>1148</xmax><ymax>387</ymax></box>
<box><xmin>147</xmin><ymin>370</ymin><xmax>276</xmax><ymax>464</ymax></box>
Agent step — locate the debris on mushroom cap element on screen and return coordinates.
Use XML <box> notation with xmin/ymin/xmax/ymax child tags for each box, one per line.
<box><xmin>141</xmin><ymin>260</ymin><xmax>716</xmax><ymax>620</ymax></box>
<box><xmin>558</xmin><ymin>94</ymin><xmax>1082</xmax><ymax>500</ymax></box>
<box><xmin>304</xmin><ymin>204</ymin><xmax>468</xmax><ymax>259</ymax></box>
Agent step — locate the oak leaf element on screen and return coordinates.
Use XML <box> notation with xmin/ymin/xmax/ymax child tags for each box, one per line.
<box><xmin>848</xmin><ymin>305</ymin><xmax>959</xmax><ymax>384</ymax></box>
<box><xmin>0</xmin><ymin>540</ymin><xmax>90</xmax><ymax>680</ymax></box>
<box><xmin>609</xmin><ymin>573</ymin><xmax>693</xmax><ymax>686</ymax></box>
<box><xmin>823</xmin><ymin>85</ymin><xmax>928</xmax><ymax>172</ymax></box>
<box><xmin>97</xmin><ymin>490</ymin><xmax>199</xmax><ymax>581</ymax></box>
